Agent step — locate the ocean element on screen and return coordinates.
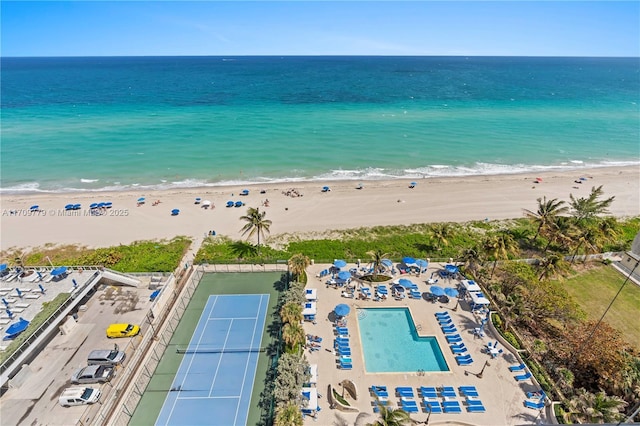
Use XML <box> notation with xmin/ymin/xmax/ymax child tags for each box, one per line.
<box><xmin>1</xmin><ymin>56</ymin><xmax>638</xmax><ymax>193</ymax></box>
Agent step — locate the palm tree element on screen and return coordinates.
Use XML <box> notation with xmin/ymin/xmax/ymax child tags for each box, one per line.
<box><xmin>367</xmin><ymin>403</ymin><xmax>413</xmax><ymax>426</ymax></box>
<box><xmin>429</xmin><ymin>223</ymin><xmax>451</xmax><ymax>251</ymax></box>
<box><xmin>230</xmin><ymin>241</ymin><xmax>259</xmax><ymax>260</ymax></box>
<box><xmin>570</xmin><ymin>225</ymin><xmax>603</xmax><ymax>264</ymax></box>
<box><xmin>274</xmin><ymin>403</ymin><xmax>304</xmax><ymax>426</ymax></box>
<box><xmin>483</xmin><ymin>231</ymin><xmax>518</xmax><ymax>279</ymax></box>
<box><xmin>282</xmin><ymin>322</ymin><xmax>306</xmax><ymax>352</ymax></box>
<box><xmin>537</xmin><ymin>253</ymin><xmax>570</xmax><ymax>281</ymax></box>
<box><xmin>569</xmin><ymin>185</ymin><xmax>615</xmax><ymax>223</ymax></box>
<box><xmin>239</xmin><ymin>207</ymin><xmax>272</xmax><ymax>248</ymax></box>
<box><xmin>366</xmin><ymin>249</ymin><xmax>389</xmax><ymax>278</ymax></box>
<box><xmin>542</xmin><ymin>215</ymin><xmax>575</xmax><ymax>255</ymax></box>
<box><xmin>280</xmin><ymin>302</ymin><xmax>303</xmax><ymax>325</ymax></box>
<box><xmin>457</xmin><ymin>246</ymin><xmax>482</xmax><ymax>275</ymax></box>
<box><xmin>596</xmin><ymin>217</ymin><xmax>619</xmax><ymax>251</ymax></box>
<box><xmin>523</xmin><ymin>196</ymin><xmax>568</xmax><ymax>242</ymax></box>
<box><xmin>568</xmin><ymin>388</ymin><xmax>627</xmax><ymax>423</ymax></box>
<box><xmin>288</xmin><ymin>253</ymin><xmax>310</xmax><ymax>281</ymax></box>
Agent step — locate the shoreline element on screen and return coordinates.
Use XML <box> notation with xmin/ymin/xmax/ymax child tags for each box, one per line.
<box><xmin>1</xmin><ymin>165</ymin><xmax>638</xmax><ymax>251</ymax></box>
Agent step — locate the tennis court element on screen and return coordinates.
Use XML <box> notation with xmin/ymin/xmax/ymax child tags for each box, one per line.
<box><xmin>155</xmin><ymin>294</ymin><xmax>270</xmax><ymax>426</ymax></box>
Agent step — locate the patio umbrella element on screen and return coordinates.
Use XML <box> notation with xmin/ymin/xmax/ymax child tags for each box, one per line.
<box><xmin>415</xmin><ymin>259</ymin><xmax>428</xmax><ymax>268</ymax></box>
<box><xmin>381</xmin><ymin>259</ymin><xmax>393</xmax><ymax>268</ymax></box>
<box><xmin>4</xmin><ymin>317</ymin><xmax>30</xmax><ymax>340</ymax></box>
<box><xmin>334</xmin><ymin>304</ymin><xmax>350</xmax><ymax>317</ymax></box>
<box><xmin>402</xmin><ymin>256</ymin><xmax>416</xmax><ymax>265</ymax></box>
<box><xmin>338</xmin><ymin>271</ymin><xmax>351</xmax><ymax>280</ymax></box>
<box><xmin>444</xmin><ymin>287</ymin><xmax>459</xmax><ymax>298</ymax></box>
<box><xmin>51</xmin><ymin>266</ymin><xmax>68</xmax><ymax>277</ymax></box>
<box><xmin>398</xmin><ymin>278</ymin><xmax>414</xmax><ymax>288</ymax></box>
<box><xmin>333</xmin><ymin>260</ymin><xmax>347</xmax><ymax>269</ymax></box>
<box><xmin>430</xmin><ymin>285</ymin><xmax>445</xmax><ymax>296</ymax></box>
<box><xmin>445</xmin><ymin>264</ymin><xmax>459</xmax><ymax>274</ymax></box>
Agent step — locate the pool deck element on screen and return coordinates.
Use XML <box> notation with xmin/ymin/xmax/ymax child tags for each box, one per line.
<box><xmin>302</xmin><ymin>262</ymin><xmax>549</xmax><ymax>426</ymax></box>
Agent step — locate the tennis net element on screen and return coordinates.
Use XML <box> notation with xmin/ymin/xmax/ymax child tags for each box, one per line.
<box><xmin>176</xmin><ymin>347</ymin><xmax>265</xmax><ymax>354</ymax></box>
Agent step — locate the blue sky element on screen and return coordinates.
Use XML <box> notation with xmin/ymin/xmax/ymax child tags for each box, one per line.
<box><xmin>2</xmin><ymin>1</ymin><xmax>639</xmax><ymax>57</ymax></box>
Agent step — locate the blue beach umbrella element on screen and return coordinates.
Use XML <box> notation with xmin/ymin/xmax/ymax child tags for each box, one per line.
<box><xmin>410</xmin><ymin>182</ymin><xmax>417</xmax><ymax>187</ymax></box>
<box><xmin>430</xmin><ymin>285</ymin><xmax>445</xmax><ymax>296</ymax></box>
<box><xmin>90</xmin><ymin>203</ymin><xmax>99</xmax><ymax>209</ymax></box>
<box><xmin>51</xmin><ymin>266</ymin><xmax>68</xmax><ymax>277</ymax></box>
<box><xmin>0</xmin><ymin>264</ymin><xmax>7</xmax><ymax>272</ymax></box>
<box><xmin>445</xmin><ymin>264</ymin><xmax>459</xmax><ymax>274</ymax></box>
<box><xmin>4</xmin><ymin>317</ymin><xmax>30</xmax><ymax>340</ymax></box>
<box><xmin>381</xmin><ymin>259</ymin><xmax>393</xmax><ymax>268</ymax></box>
<box><xmin>444</xmin><ymin>287</ymin><xmax>459</xmax><ymax>298</ymax></box>
<box><xmin>195</xmin><ymin>197</ymin><xmax>202</xmax><ymax>204</ymax></box>
<box><xmin>5</xmin><ymin>309</ymin><xmax>14</xmax><ymax>319</ymax></box>
<box><xmin>333</xmin><ymin>260</ymin><xmax>347</xmax><ymax>269</ymax></box>
<box><xmin>64</xmin><ymin>204</ymin><xmax>74</xmax><ymax>210</ymax></box>
<box><xmin>2</xmin><ymin>298</ymin><xmax>9</xmax><ymax>307</ymax></box>
<box><xmin>334</xmin><ymin>304</ymin><xmax>350</xmax><ymax>317</ymax></box>
<box><xmin>415</xmin><ymin>259</ymin><xmax>428</xmax><ymax>268</ymax></box>
<box><xmin>338</xmin><ymin>271</ymin><xmax>352</xmax><ymax>280</ymax></box>
<box><xmin>171</xmin><ymin>209</ymin><xmax>180</xmax><ymax>216</ymax></box>
<box><xmin>29</xmin><ymin>205</ymin><xmax>39</xmax><ymax>211</ymax></box>
<box><xmin>104</xmin><ymin>202</ymin><xmax>113</xmax><ymax>208</ymax></box>
<box><xmin>73</xmin><ymin>204</ymin><xmax>81</xmax><ymax>210</ymax></box>
<box><xmin>97</xmin><ymin>202</ymin><xmax>106</xmax><ymax>208</ymax></box>
<box><xmin>398</xmin><ymin>278</ymin><xmax>414</xmax><ymax>288</ymax></box>
<box><xmin>137</xmin><ymin>197</ymin><xmax>146</xmax><ymax>203</ymax></box>
<box><xmin>402</xmin><ymin>256</ymin><xmax>416</xmax><ymax>265</ymax></box>
<box><xmin>226</xmin><ymin>201</ymin><xmax>234</xmax><ymax>207</ymax></box>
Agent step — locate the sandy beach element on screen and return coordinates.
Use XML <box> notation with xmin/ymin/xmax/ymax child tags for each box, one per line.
<box><xmin>0</xmin><ymin>166</ymin><xmax>638</xmax><ymax>251</ymax></box>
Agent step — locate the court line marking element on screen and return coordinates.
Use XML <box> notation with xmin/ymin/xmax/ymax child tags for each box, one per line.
<box><xmin>160</xmin><ymin>295</ymin><xmax>220</xmax><ymax>425</ymax></box>
<box><xmin>180</xmin><ymin>395</ymin><xmax>241</xmax><ymax>400</ymax></box>
<box><xmin>233</xmin><ymin>294</ymin><xmax>267</xmax><ymax>425</ymax></box>
<box><xmin>207</xmin><ymin>316</ymin><xmax>259</xmax><ymax>320</ymax></box>
<box><xmin>207</xmin><ymin>318</ymin><xmax>235</xmax><ymax>397</ymax></box>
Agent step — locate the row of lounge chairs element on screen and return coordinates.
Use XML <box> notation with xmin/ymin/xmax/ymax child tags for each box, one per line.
<box><xmin>436</xmin><ymin>312</ymin><xmax>474</xmax><ymax>365</ymax></box>
<box><xmin>370</xmin><ymin>385</ymin><xmax>486</xmax><ymax>414</ymax></box>
<box><xmin>334</xmin><ymin>324</ymin><xmax>352</xmax><ymax>370</ymax></box>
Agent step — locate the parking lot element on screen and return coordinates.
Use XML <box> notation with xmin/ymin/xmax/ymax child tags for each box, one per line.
<box><xmin>0</xmin><ymin>283</ymin><xmax>155</xmax><ymax>425</ymax></box>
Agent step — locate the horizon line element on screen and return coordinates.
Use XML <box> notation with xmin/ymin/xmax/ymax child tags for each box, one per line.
<box><xmin>2</xmin><ymin>54</ymin><xmax>639</xmax><ymax>59</ymax></box>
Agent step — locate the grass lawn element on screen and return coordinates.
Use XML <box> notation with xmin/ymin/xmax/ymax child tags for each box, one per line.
<box><xmin>561</xmin><ymin>265</ymin><xmax>640</xmax><ymax>350</ymax></box>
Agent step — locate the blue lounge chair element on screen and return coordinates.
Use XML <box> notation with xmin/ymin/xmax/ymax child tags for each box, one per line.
<box><xmin>438</xmin><ymin>317</ymin><xmax>454</xmax><ymax>324</ymax></box>
<box><xmin>451</xmin><ymin>346</ymin><xmax>468</xmax><ymax>354</ymax></box>
<box><xmin>371</xmin><ymin>386</ymin><xmax>389</xmax><ymax>398</ymax></box>
<box><xmin>435</xmin><ymin>312</ymin><xmax>450</xmax><ymax>317</ymax></box>
<box><xmin>524</xmin><ymin>399</ymin><xmax>545</xmax><ymax>410</ymax></box>
<box><xmin>395</xmin><ymin>387</ymin><xmax>414</xmax><ymax>398</ymax></box>
<box><xmin>441</xmin><ymin>327</ymin><xmax>458</xmax><ymax>334</ymax></box>
<box><xmin>442</xmin><ymin>400</ymin><xmax>462</xmax><ymax>413</ymax></box>
<box><xmin>467</xmin><ymin>404</ymin><xmax>486</xmax><ymax>413</ymax></box>
<box><xmin>401</xmin><ymin>402</ymin><xmax>419</xmax><ymax>413</ymax></box>
<box><xmin>339</xmin><ymin>361</ymin><xmax>352</xmax><ymax>370</ymax></box>
<box><xmin>440</xmin><ymin>386</ymin><xmax>456</xmax><ymax>398</ymax></box>
<box><xmin>419</xmin><ymin>386</ymin><xmax>438</xmax><ymax>398</ymax></box>
<box><xmin>424</xmin><ymin>400</ymin><xmax>442</xmax><ymax>414</ymax></box>
<box><xmin>459</xmin><ymin>386</ymin><xmax>479</xmax><ymax>397</ymax></box>
<box><xmin>509</xmin><ymin>363</ymin><xmax>526</xmax><ymax>372</ymax></box>
<box><xmin>515</xmin><ymin>371</ymin><xmax>532</xmax><ymax>381</ymax></box>
<box><xmin>458</xmin><ymin>358</ymin><xmax>474</xmax><ymax>366</ymax></box>
<box><xmin>466</xmin><ymin>399</ymin><xmax>484</xmax><ymax>406</ymax></box>
<box><xmin>446</xmin><ymin>335</ymin><xmax>462</xmax><ymax>343</ymax></box>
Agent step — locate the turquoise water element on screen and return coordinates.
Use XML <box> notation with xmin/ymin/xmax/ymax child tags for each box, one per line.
<box><xmin>1</xmin><ymin>56</ymin><xmax>638</xmax><ymax>193</ymax></box>
<box><xmin>357</xmin><ymin>308</ymin><xmax>449</xmax><ymax>373</ymax></box>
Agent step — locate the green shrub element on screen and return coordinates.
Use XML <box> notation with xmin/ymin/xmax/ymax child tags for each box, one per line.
<box><xmin>332</xmin><ymin>389</ymin><xmax>350</xmax><ymax>406</ymax></box>
<box><xmin>503</xmin><ymin>331</ymin><xmax>521</xmax><ymax>350</ymax></box>
<box><xmin>492</xmin><ymin>313</ymin><xmax>503</xmax><ymax>331</ymax></box>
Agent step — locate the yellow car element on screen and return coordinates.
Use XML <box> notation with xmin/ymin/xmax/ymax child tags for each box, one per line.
<box><xmin>106</xmin><ymin>323</ymin><xmax>140</xmax><ymax>339</ymax></box>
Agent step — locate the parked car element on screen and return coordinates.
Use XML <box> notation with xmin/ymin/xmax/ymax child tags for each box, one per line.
<box><xmin>87</xmin><ymin>349</ymin><xmax>126</xmax><ymax>366</ymax></box>
<box><xmin>58</xmin><ymin>387</ymin><xmax>101</xmax><ymax>407</ymax></box>
<box><xmin>70</xmin><ymin>365</ymin><xmax>115</xmax><ymax>384</ymax></box>
<box><xmin>106</xmin><ymin>323</ymin><xmax>140</xmax><ymax>338</ymax></box>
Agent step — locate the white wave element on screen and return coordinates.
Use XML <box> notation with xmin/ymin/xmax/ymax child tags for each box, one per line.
<box><xmin>80</xmin><ymin>178</ymin><xmax>99</xmax><ymax>183</ymax></box>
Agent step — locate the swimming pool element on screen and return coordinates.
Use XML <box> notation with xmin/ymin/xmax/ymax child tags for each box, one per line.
<box><xmin>357</xmin><ymin>308</ymin><xmax>449</xmax><ymax>373</ymax></box>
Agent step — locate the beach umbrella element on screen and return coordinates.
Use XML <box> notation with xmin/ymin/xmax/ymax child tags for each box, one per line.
<box><xmin>195</xmin><ymin>197</ymin><xmax>201</xmax><ymax>204</ymax></box>
<box><xmin>334</xmin><ymin>304</ymin><xmax>350</xmax><ymax>317</ymax></box>
<box><xmin>579</xmin><ymin>177</ymin><xmax>587</xmax><ymax>181</ymax></box>
<box><xmin>90</xmin><ymin>203</ymin><xmax>99</xmax><ymax>209</ymax></box>
<box><xmin>322</xmin><ymin>186</ymin><xmax>330</xmax><ymax>192</ymax></box>
<box><xmin>202</xmin><ymin>200</ymin><xmax>211</xmax><ymax>206</ymax></box>
<box><xmin>333</xmin><ymin>260</ymin><xmax>347</xmax><ymax>269</ymax></box>
<box><xmin>5</xmin><ymin>309</ymin><xmax>14</xmax><ymax>319</ymax></box>
<box><xmin>2</xmin><ymin>298</ymin><xmax>9</xmax><ymax>307</ymax></box>
<box><xmin>73</xmin><ymin>204</ymin><xmax>81</xmax><ymax>210</ymax></box>
<box><xmin>338</xmin><ymin>271</ymin><xmax>351</xmax><ymax>280</ymax></box>
<box><xmin>97</xmin><ymin>202</ymin><xmax>106</xmax><ymax>208</ymax></box>
<box><xmin>402</xmin><ymin>256</ymin><xmax>416</xmax><ymax>265</ymax></box>
<box><xmin>0</xmin><ymin>264</ymin><xmax>7</xmax><ymax>272</ymax></box>
<box><xmin>51</xmin><ymin>266</ymin><xmax>68</xmax><ymax>277</ymax></box>
<box><xmin>226</xmin><ymin>201</ymin><xmax>234</xmax><ymax>207</ymax></box>
<box><xmin>415</xmin><ymin>259</ymin><xmax>428</xmax><ymax>268</ymax></box>
<box><xmin>64</xmin><ymin>204</ymin><xmax>74</xmax><ymax>210</ymax></box>
<box><xmin>15</xmin><ymin>288</ymin><xmax>22</xmax><ymax>298</ymax></box>
<box><xmin>410</xmin><ymin>182</ymin><xmax>417</xmax><ymax>188</ymax></box>
<box><xmin>381</xmin><ymin>259</ymin><xmax>393</xmax><ymax>268</ymax></box>
<box><xmin>105</xmin><ymin>202</ymin><xmax>113</xmax><ymax>208</ymax></box>
<box><xmin>171</xmin><ymin>209</ymin><xmax>180</xmax><ymax>216</ymax></box>
<box><xmin>444</xmin><ymin>287</ymin><xmax>459</xmax><ymax>298</ymax></box>
<box><xmin>29</xmin><ymin>205</ymin><xmax>39</xmax><ymax>211</ymax></box>
<box><xmin>72</xmin><ymin>279</ymin><xmax>78</xmax><ymax>288</ymax></box>
<box><xmin>430</xmin><ymin>285</ymin><xmax>445</xmax><ymax>296</ymax></box>
<box><xmin>38</xmin><ymin>284</ymin><xmax>46</xmax><ymax>294</ymax></box>
<box><xmin>137</xmin><ymin>197</ymin><xmax>146</xmax><ymax>203</ymax></box>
